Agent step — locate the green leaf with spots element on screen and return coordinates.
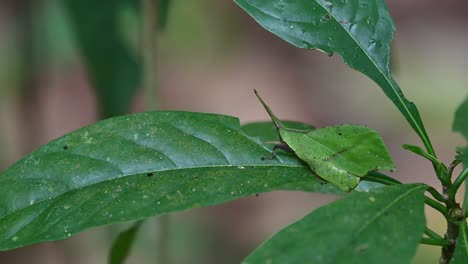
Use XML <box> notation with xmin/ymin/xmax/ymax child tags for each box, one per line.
<box><xmin>0</xmin><ymin>111</ymin><xmax>345</xmax><ymax>251</ymax></box>
<box><xmin>235</xmin><ymin>0</ymin><xmax>434</xmax><ymax>156</ymax></box>
<box><xmin>450</xmin><ymin>221</ymin><xmax>468</xmax><ymax>264</ymax></box>
<box><xmin>255</xmin><ymin>91</ymin><xmax>395</xmax><ymax>191</ymax></box>
<box><xmin>243</xmin><ymin>121</ymin><xmax>398</xmax><ymax>192</ymax></box>
<box><xmin>243</xmin><ymin>184</ymin><xmax>427</xmax><ymax>264</ymax></box>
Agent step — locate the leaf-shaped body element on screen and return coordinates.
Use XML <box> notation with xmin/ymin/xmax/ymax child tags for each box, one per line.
<box><xmin>254</xmin><ymin>90</ymin><xmax>395</xmax><ymax>191</ymax></box>
<box><xmin>280</xmin><ymin>125</ymin><xmax>394</xmax><ymax>191</ymax></box>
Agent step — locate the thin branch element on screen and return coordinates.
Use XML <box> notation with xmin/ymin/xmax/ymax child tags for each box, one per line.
<box><xmin>425</xmin><ymin>197</ymin><xmax>447</xmax><ymax>216</ymax></box>
<box><xmin>424</xmin><ymin>227</ymin><xmax>444</xmax><ymax>240</ymax></box>
<box><xmin>426</xmin><ymin>186</ymin><xmax>447</xmax><ymax>203</ymax></box>
<box><xmin>362</xmin><ymin>171</ymin><xmax>402</xmax><ymax>185</ymax></box>
<box><xmin>448</xmin><ymin>168</ymin><xmax>468</xmax><ymax>200</ymax></box>
<box><xmin>142</xmin><ymin>0</ymin><xmax>160</xmax><ymax>110</ymax></box>
<box><xmin>420</xmin><ymin>238</ymin><xmax>451</xmax><ymax>247</ymax></box>
<box><xmin>447</xmin><ymin>159</ymin><xmax>461</xmax><ymax>180</ymax></box>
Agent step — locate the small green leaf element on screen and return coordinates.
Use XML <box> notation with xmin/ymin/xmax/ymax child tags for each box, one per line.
<box><xmin>63</xmin><ymin>0</ymin><xmax>141</xmax><ymax>118</ymax></box>
<box><xmin>0</xmin><ymin>111</ymin><xmax>345</xmax><ymax>251</ymax></box>
<box><xmin>450</xmin><ymin>221</ymin><xmax>468</xmax><ymax>264</ymax></box>
<box><xmin>453</xmin><ymin>97</ymin><xmax>468</xmax><ymax>141</ymax></box>
<box><xmin>109</xmin><ymin>221</ymin><xmax>143</xmax><ymax>264</ymax></box>
<box><xmin>255</xmin><ymin>91</ymin><xmax>395</xmax><ymax>191</ymax></box>
<box><xmin>403</xmin><ymin>144</ymin><xmax>447</xmax><ymax>176</ymax></box>
<box><xmin>235</xmin><ymin>0</ymin><xmax>434</xmax><ymax>156</ymax></box>
<box><xmin>243</xmin><ymin>184</ymin><xmax>427</xmax><ymax>264</ymax></box>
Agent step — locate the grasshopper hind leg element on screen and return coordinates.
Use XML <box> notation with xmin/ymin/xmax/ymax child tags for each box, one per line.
<box><xmin>262</xmin><ymin>142</ymin><xmax>293</xmax><ymax>160</ymax></box>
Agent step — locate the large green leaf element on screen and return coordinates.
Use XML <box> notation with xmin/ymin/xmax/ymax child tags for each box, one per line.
<box><xmin>450</xmin><ymin>221</ymin><xmax>468</xmax><ymax>264</ymax></box>
<box><xmin>0</xmin><ymin>112</ymin><xmax>344</xmax><ymax>251</ymax></box>
<box><xmin>62</xmin><ymin>0</ymin><xmax>141</xmax><ymax>118</ymax></box>
<box><xmin>234</xmin><ymin>0</ymin><xmax>433</xmax><ymax>154</ymax></box>
<box><xmin>243</xmin><ymin>184</ymin><xmax>427</xmax><ymax>264</ymax></box>
<box><xmin>453</xmin><ymin>97</ymin><xmax>468</xmax><ymax>141</ymax></box>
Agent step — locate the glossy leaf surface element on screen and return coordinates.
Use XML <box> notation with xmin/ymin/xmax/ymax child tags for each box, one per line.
<box><xmin>243</xmin><ymin>184</ymin><xmax>427</xmax><ymax>264</ymax></box>
<box><xmin>450</xmin><ymin>221</ymin><xmax>468</xmax><ymax>264</ymax></box>
<box><xmin>235</xmin><ymin>0</ymin><xmax>433</xmax><ymax>154</ymax></box>
<box><xmin>63</xmin><ymin>0</ymin><xmax>141</xmax><ymax>118</ymax></box>
<box><xmin>0</xmin><ymin>111</ymin><xmax>344</xmax><ymax>250</ymax></box>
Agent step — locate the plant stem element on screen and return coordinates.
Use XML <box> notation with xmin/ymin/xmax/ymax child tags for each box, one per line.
<box><xmin>427</xmin><ymin>187</ymin><xmax>447</xmax><ymax>203</ymax></box>
<box><xmin>439</xmin><ymin>168</ymin><xmax>466</xmax><ymax>264</ymax></box>
<box><xmin>425</xmin><ymin>197</ymin><xmax>447</xmax><ymax>216</ymax></box>
<box><xmin>420</xmin><ymin>238</ymin><xmax>451</xmax><ymax>247</ymax></box>
<box><xmin>142</xmin><ymin>1</ymin><xmax>169</xmax><ymax>263</ymax></box>
<box><xmin>425</xmin><ymin>227</ymin><xmax>444</xmax><ymax>240</ymax></box>
<box><xmin>142</xmin><ymin>0</ymin><xmax>160</xmax><ymax>110</ymax></box>
<box><xmin>447</xmin><ymin>160</ymin><xmax>461</xmax><ymax>179</ymax></box>
<box><xmin>447</xmin><ymin>168</ymin><xmax>468</xmax><ymax>200</ymax></box>
<box><xmin>362</xmin><ymin>171</ymin><xmax>402</xmax><ymax>185</ymax></box>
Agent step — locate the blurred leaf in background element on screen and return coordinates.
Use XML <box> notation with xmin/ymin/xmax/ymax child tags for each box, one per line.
<box><xmin>62</xmin><ymin>0</ymin><xmax>141</xmax><ymax>119</ymax></box>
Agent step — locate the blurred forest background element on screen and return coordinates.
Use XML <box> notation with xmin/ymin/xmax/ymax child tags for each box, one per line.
<box><xmin>0</xmin><ymin>0</ymin><xmax>467</xmax><ymax>263</ymax></box>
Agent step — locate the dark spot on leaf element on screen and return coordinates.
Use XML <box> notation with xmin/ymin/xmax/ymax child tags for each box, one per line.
<box><xmin>63</xmin><ymin>145</ymin><xmax>69</xmax><ymax>150</ymax></box>
<box><xmin>324</xmin><ymin>14</ymin><xmax>331</xmax><ymax>20</ymax></box>
<box><xmin>194</xmin><ymin>176</ymin><xmax>199</xmax><ymax>180</ymax></box>
<box><xmin>146</xmin><ymin>173</ymin><xmax>154</xmax><ymax>177</ymax></box>
<box><xmin>338</xmin><ymin>132</ymin><xmax>343</xmax><ymax>136</ymax></box>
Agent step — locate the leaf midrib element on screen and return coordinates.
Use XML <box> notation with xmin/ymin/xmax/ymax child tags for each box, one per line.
<box><xmin>0</xmin><ymin>163</ymin><xmax>307</xmax><ymax>222</ymax></box>
<box><xmin>330</xmin><ymin>184</ymin><xmax>426</xmax><ymax>261</ymax></box>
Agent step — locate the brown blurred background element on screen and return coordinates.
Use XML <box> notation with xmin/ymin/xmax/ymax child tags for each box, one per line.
<box><xmin>0</xmin><ymin>0</ymin><xmax>467</xmax><ymax>263</ymax></box>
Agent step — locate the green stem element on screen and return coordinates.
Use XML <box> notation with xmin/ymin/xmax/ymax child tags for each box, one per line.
<box><xmin>425</xmin><ymin>227</ymin><xmax>444</xmax><ymax>240</ymax></box>
<box><xmin>425</xmin><ymin>197</ymin><xmax>447</xmax><ymax>216</ymax></box>
<box><xmin>447</xmin><ymin>160</ymin><xmax>461</xmax><ymax>179</ymax></box>
<box><xmin>447</xmin><ymin>168</ymin><xmax>468</xmax><ymax>199</ymax></box>
<box><xmin>142</xmin><ymin>0</ymin><xmax>160</xmax><ymax>110</ymax></box>
<box><xmin>426</xmin><ymin>186</ymin><xmax>447</xmax><ymax>203</ymax></box>
<box><xmin>362</xmin><ymin>171</ymin><xmax>402</xmax><ymax>185</ymax></box>
<box><xmin>142</xmin><ymin>1</ymin><xmax>169</xmax><ymax>263</ymax></box>
<box><xmin>440</xmin><ymin>167</ymin><xmax>465</xmax><ymax>264</ymax></box>
<box><xmin>420</xmin><ymin>238</ymin><xmax>451</xmax><ymax>247</ymax></box>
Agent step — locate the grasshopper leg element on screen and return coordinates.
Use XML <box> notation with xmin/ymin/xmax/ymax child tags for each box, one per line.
<box><xmin>262</xmin><ymin>142</ymin><xmax>293</xmax><ymax>160</ymax></box>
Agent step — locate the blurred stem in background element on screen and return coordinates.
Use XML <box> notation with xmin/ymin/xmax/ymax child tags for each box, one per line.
<box><xmin>142</xmin><ymin>0</ymin><xmax>160</xmax><ymax>111</ymax></box>
<box><xmin>142</xmin><ymin>0</ymin><xmax>169</xmax><ymax>263</ymax></box>
<box><xmin>14</xmin><ymin>0</ymin><xmax>43</xmax><ymax>154</ymax></box>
